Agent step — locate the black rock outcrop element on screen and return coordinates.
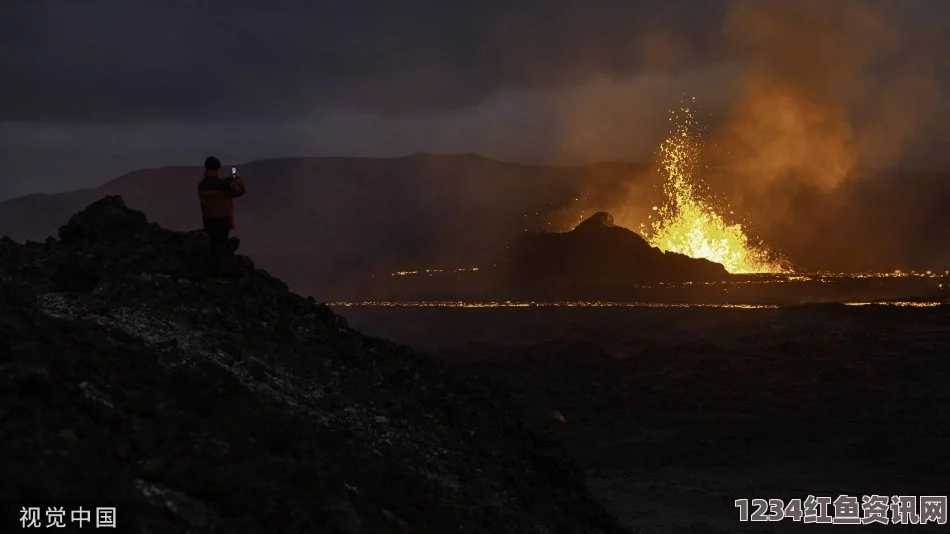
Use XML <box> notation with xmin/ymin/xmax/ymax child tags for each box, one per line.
<box><xmin>500</xmin><ymin>212</ymin><xmax>730</xmax><ymax>291</ymax></box>
<box><xmin>0</xmin><ymin>196</ymin><xmax>625</xmax><ymax>533</ymax></box>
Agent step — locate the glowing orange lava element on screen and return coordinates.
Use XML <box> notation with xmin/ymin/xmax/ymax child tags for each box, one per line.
<box><xmin>640</xmin><ymin>101</ymin><xmax>791</xmax><ymax>274</ymax></box>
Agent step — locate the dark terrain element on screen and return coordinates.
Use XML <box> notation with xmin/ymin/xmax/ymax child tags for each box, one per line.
<box><xmin>0</xmin><ymin>197</ymin><xmax>626</xmax><ymax>534</ymax></box>
<box><xmin>4</xmin><ymin>179</ymin><xmax>950</xmax><ymax>534</ymax></box>
<box><xmin>366</xmin><ymin>211</ymin><xmax>734</xmax><ymax>302</ymax></box>
<box><xmin>499</xmin><ymin>212</ymin><xmax>729</xmax><ymax>286</ymax></box>
<box><xmin>341</xmin><ymin>303</ymin><xmax>950</xmax><ymax>533</ymax></box>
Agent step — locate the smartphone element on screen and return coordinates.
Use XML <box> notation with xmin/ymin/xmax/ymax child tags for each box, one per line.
<box><xmin>230</xmin><ymin>166</ymin><xmax>237</xmax><ymax>176</ymax></box>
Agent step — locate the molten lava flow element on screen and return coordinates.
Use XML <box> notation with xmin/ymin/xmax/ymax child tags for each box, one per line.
<box><xmin>641</xmin><ymin>103</ymin><xmax>790</xmax><ymax>274</ymax></box>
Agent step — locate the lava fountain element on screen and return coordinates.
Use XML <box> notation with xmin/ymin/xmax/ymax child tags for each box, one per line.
<box><xmin>640</xmin><ymin>102</ymin><xmax>791</xmax><ymax>274</ymax></box>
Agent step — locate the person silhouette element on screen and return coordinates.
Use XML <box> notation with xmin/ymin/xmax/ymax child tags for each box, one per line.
<box><xmin>197</xmin><ymin>156</ymin><xmax>245</xmax><ymax>271</ymax></box>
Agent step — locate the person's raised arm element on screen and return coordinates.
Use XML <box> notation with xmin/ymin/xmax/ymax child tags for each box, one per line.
<box><xmin>230</xmin><ymin>175</ymin><xmax>246</xmax><ymax>198</ymax></box>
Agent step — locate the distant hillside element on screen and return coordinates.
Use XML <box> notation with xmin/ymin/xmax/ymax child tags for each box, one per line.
<box><xmin>0</xmin><ymin>155</ymin><xmax>650</xmax><ymax>299</ymax></box>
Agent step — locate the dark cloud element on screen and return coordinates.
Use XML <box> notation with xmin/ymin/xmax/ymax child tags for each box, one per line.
<box><xmin>1</xmin><ymin>0</ymin><xmax>948</xmax><ymax>208</ymax></box>
<box><xmin>0</xmin><ymin>0</ymin><xmax>729</xmax><ymax>121</ymax></box>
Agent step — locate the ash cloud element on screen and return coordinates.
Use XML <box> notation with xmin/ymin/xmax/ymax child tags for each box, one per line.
<box><xmin>704</xmin><ymin>0</ymin><xmax>950</xmax><ymax>270</ymax></box>
<box><xmin>711</xmin><ymin>0</ymin><xmax>945</xmax><ymax>191</ymax></box>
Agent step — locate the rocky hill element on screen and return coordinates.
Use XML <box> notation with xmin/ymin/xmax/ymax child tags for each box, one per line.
<box><xmin>498</xmin><ymin>212</ymin><xmax>729</xmax><ymax>294</ymax></box>
<box><xmin>0</xmin><ymin>196</ymin><xmax>627</xmax><ymax>533</ymax></box>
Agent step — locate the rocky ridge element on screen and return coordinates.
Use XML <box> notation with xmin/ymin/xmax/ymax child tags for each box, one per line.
<box><xmin>0</xmin><ymin>196</ymin><xmax>626</xmax><ymax>533</ymax></box>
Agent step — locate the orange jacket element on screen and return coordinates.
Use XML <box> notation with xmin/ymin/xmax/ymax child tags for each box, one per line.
<box><xmin>198</xmin><ymin>171</ymin><xmax>246</xmax><ymax>229</ymax></box>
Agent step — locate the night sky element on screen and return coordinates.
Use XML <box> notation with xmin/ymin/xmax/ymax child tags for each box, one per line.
<box><xmin>2</xmin><ymin>0</ymin><xmax>949</xmax><ymax>200</ymax></box>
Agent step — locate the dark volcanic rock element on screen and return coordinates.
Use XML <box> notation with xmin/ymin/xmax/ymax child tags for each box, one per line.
<box><xmin>499</xmin><ymin>212</ymin><xmax>730</xmax><ymax>292</ymax></box>
<box><xmin>0</xmin><ymin>196</ymin><xmax>625</xmax><ymax>533</ymax></box>
<box><xmin>58</xmin><ymin>196</ymin><xmax>150</xmax><ymax>244</ymax></box>
<box><xmin>574</xmin><ymin>211</ymin><xmax>616</xmax><ymax>231</ymax></box>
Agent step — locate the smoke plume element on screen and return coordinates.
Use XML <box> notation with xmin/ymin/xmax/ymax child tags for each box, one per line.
<box><xmin>556</xmin><ymin>0</ymin><xmax>950</xmax><ymax>271</ymax></box>
<box><xmin>705</xmin><ymin>0</ymin><xmax>948</xmax><ymax>270</ymax></box>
